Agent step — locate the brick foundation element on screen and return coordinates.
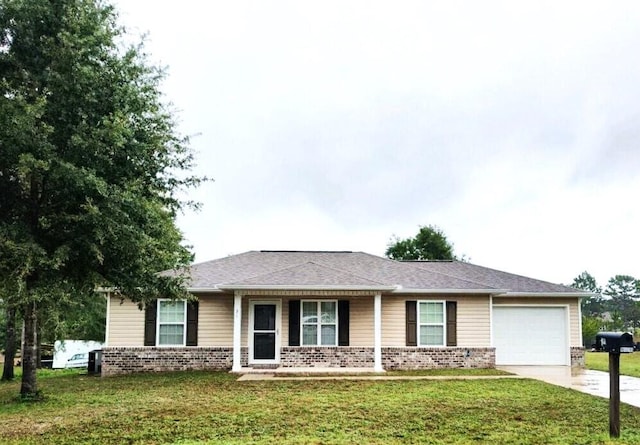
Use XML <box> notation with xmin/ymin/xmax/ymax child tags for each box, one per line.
<box><xmin>101</xmin><ymin>347</ymin><xmax>234</xmax><ymax>376</ymax></box>
<box><xmin>280</xmin><ymin>347</ymin><xmax>374</xmax><ymax>368</ymax></box>
<box><xmin>382</xmin><ymin>347</ymin><xmax>495</xmax><ymax>370</ymax></box>
<box><xmin>102</xmin><ymin>346</ymin><xmax>500</xmax><ymax>375</ymax></box>
<box><xmin>570</xmin><ymin>346</ymin><xmax>585</xmax><ymax>367</ymax></box>
<box><xmin>279</xmin><ymin>346</ymin><xmax>495</xmax><ymax>369</ymax></box>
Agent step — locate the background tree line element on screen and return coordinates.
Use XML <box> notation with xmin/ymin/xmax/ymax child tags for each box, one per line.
<box><xmin>572</xmin><ymin>272</ymin><xmax>640</xmax><ymax>347</ymax></box>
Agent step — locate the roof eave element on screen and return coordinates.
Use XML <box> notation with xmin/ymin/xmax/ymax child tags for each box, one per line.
<box><xmin>495</xmin><ymin>291</ymin><xmax>592</xmax><ymax>297</ymax></box>
<box><xmin>392</xmin><ymin>288</ymin><xmax>506</xmax><ymax>294</ymax></box>
<box><xmin>216</xmin><ymin>284</ymin><xmax>397</xmax><ymax>291</ymax></box>
<box><xmin>187</xmin><ymin>287</ymin><xmax>225</xmax><ymax>293</ymax></box>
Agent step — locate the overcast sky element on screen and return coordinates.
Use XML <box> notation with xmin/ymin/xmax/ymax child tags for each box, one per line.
<box><xmin>113</xmin><ymin>1</ymin><xmax>640</xmax><ymax>287</ymax></box>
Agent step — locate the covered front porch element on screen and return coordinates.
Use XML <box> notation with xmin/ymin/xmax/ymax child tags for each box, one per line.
<box><xmin>227</xmin><ymin>289</ymin><xmax>388</xmax><ymax>372</ymax></box>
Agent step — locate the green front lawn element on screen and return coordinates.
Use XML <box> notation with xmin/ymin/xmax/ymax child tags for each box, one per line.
<box><xmin>586</xmin><ymin>351</ymin><xmax>640</xmax><ymax>378</ymax></box>
<box><xmin>2</xmin><ymin>369</ymin><xmax>640</xmax><ymax>444</ymax></box>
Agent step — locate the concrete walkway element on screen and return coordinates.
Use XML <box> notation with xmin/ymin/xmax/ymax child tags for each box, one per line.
<box><xmin>499</xmin><ymin>366</ymin><xmax>640</xmax><ymax>408</ymax></box>
<box><xmin>238</xmin><ymin>373</ymin><xmax>524</xmax><ymax>381</ymax></box>
<box><xmin>236</xmin><ymin>367</ymin><xmax>525</xmax><ymax>382</ymax></box>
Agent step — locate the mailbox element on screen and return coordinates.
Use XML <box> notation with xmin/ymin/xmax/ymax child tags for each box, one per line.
<box><xmin>595</xmin><ymin>332</ymin><xmax>635</xmax><ymax>354</ymax></box>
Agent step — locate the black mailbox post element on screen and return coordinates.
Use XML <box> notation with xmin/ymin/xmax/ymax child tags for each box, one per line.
<box><xmin>596</xmin><ymin>332</ymin><xmax>635</xmax><ymax>438</ymax></box>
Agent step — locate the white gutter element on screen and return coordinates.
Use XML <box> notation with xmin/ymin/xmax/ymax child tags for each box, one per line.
<box><xmin>187</xmin><ymin>287</ymin><xmax>224</xmax><ymax>293</ymax></box>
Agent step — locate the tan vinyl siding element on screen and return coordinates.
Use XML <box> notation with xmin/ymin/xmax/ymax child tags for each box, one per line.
<box><xmin>107</xmin><ymin>296</ymin><xmax>144</xmax><ymax>346</ymax></box>
<box><xmin>381</xmin><ymin>296</ymin><xmax>404</xmax><ymax>347</ymax></box>
<box><xmin>107</xmin><ymin>292</ymin><xmax>548</xmax><ymax>349</ymax></box>
<box><xmin>107</xmin><ymin>293</ymin><xmax>236</xmax><ymax>347</ymax></box>
<box><xmin>198</xmin><ymin>294</ymin><xmax>233</xmax><ymax>346</ymax></box>
<box><xmin>492</xmin><ymin>297</ymin><xmax>581</xmax><ymax>346</ymax></box>
<box><xmin>456</xmin><ymin>296</ymin><xmax>491</xmax><ymax>346</ymax></box>
<box><xmin>350</xmin><ymin>297</ymin><xmax>374</xmax><ymax>346</ymax></box>
<box><xmin>382</xmin><ymin>295</ymin><xmax>491</xmax><ymax>347</ymax></box>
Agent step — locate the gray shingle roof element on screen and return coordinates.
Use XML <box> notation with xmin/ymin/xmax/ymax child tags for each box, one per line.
<box><xmin>223</xmin><ymin>262</ymin><xmax>388</xmax><ymax>287</ymax></box>
<box><xmin>168</xmin><ymin>250</ymin><xmax>583</xmax><ymax>294</ymax></box>
<box><xmin>408</xmin><ymin>260</ymin><xmax>580</xmax><ymax>293</ymax></box>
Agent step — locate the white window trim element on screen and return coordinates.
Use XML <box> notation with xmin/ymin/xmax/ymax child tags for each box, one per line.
<box><xmin>417</xmin><ymin>300</ymin><xmax>446</xmax><ymax>347</ymax></box>
<box><xmin>300</xmin><ymin>300</ymin><xmax>338</xmax><ymax>346</ymax></box>
<box><xmin>156</xmin><ymin>299</ymin><xmax>187</xmax><ymax>347</ymax></box>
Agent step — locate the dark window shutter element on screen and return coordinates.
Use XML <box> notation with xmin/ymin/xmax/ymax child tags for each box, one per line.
<box><xmin>406</xmin><ymin>300</ymin><xmax>417</xmax><ymax>346</ymax></box>
<box><xmin>186</xmin><ymin>301</ymin><xmax>199</xmax><ymax>346</ymax></box>
<box><xmin>288</xmin><ymin>300</ymin><xmax>300</xmax><ymax>346</ymax></box>
<box><xmin>446</xmin><ymin>301</ymin><xmax>457</xmax><ymax>346</ymax></box>
<box><xmin>144</xmin><ymin>300</ymin><xmax>157</xmax><ymax>346</ymax></box>
<box><xmin>338</xmin><ymin>300</ymin><xmax>349</xmax><ymax>346</ymax></box>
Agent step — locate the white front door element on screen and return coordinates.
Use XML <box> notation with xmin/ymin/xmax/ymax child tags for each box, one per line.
<box><xmin>249</xmin><ymin>300</ymin><xmax>281</xmax><ymax>364</ymax></box>
<box><xmin>493</xmin><ymin>306</ymin><xmax>569</xmax><ymax>366</ymax></box>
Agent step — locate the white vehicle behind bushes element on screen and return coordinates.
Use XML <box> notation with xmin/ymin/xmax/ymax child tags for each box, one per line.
<box><xmin>65</xmin><ymin>353</ymin><xmax>89</xmax><ymax>369</ymax></box>
<box><xmin>53</xmin><ymin>340</ymin><xmax>103</xmax><ymax>369</ymax></box>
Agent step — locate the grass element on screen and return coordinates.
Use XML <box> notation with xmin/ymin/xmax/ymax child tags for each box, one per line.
<box><xmin>9</xmin><ymin>367</ymin><xmax>85</xmax><ymax>380</ymax></box>
<box><xmin>586</xmin><ymin>351</ymin><xmax>640</xmax><ymax>377</ymax></box>
<box><xmin>1</xmin><ymin>369</ymin><xmax>640</xmax><ymax>444</ymax></box>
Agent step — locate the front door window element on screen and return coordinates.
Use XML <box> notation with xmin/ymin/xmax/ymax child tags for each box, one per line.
<box><xmin>253</xmin><ymin>304</ymin><xmax>276</xmax><ymax>360</ymax></box>
<box><xmin>250</xmin><ymin>301</ymin><xmax>279</xmax><ymax>362</ymax></box>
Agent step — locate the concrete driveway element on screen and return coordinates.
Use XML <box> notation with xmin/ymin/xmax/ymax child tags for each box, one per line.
<box><xmin>500</xmin><ymin>366</ymin><xmax>640</xmax><ymax>408</ymax></box>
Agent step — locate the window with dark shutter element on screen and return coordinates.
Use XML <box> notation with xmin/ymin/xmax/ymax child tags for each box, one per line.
<box><xmin>301</xmin><ymin>300</ymin><xmax>339</xmax><ymax>345</ymax></box>
<box><xmin>446</xmin><ymin>301</ymin><xmax>457</xmax><ymax>347</ymax></box>
<box><xmin>186</xmin><ymin>301</ymin><xmax>199</xmax><ymax>346</ymax></box>
<box><xmin>288</xmin><ymin>300</ymin><xmax>300</xmax><ymax>346</ymax></box>
<box><xmin>338</xmin><ymin>300</ymin><xmax>349</xmax><ymax>346</ymax></box>
<box><xmin>144</xmin><ymin>300</ymin><xmax>157</xmax><ymax>346</ymax></box>
<box><xmin>406</xmin><ymin>300</ymin><xmax>417</xmax><ymax>346</ymax></box>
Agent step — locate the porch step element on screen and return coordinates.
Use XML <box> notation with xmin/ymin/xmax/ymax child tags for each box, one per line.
<box><xmin>237</xmin><ymin>366</ymin><xmax>380</xmax><ymax>375</ymax></box>
<box><xmin>248</xmin><ymin>364</ymin><xmax>279</xmax><ymax>370</ymax></box>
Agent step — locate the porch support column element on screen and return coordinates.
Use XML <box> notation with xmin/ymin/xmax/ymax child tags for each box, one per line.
<box><xmin>232</xmin><ymin>291</ymin><xmax>243</xmax><ymax>372</ymax></box>
<box><xmin>374</xmin><ymin>292</ymin><xmax>383</xmax><ymax>372</ymax></box>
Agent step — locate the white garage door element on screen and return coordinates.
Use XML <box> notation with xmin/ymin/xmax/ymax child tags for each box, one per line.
<box><xmin>493</xmin><ymin>306</ymin><xmax>568</xmax><ymax>366</ymax></box>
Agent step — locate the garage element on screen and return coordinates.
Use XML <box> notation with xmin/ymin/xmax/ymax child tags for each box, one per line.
<box><xmin>493</xmin><ymin>306</ymin><xmax>569</xmax><ymax>366</ymax></box>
